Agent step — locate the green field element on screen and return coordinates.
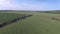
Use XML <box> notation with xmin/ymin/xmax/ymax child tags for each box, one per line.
<box><xmin>0</xmin><ymin>13</ymin><xmax>24</xmax><ymax>23</ymax></box>
<box><xmin>0</xmin><ymin>12</ymin><xmax>60</xmax><ymax>34</ymax></box>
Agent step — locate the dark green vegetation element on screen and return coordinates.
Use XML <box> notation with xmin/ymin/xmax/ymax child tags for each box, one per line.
<box><xmin>0</xmin><ymin>10</ymin><xmax>60</xmax><ymax>34</ymax></box>
<box><xmin>37</xmin><ymin>10</ymin><xmax>60</xmax><ymax>14</ymax></box>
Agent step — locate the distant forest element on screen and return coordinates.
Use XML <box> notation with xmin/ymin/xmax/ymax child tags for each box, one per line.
<box><xmin>0</xmin><ymin>10</ymin><xmax>60</xmax><ymax>14</ymax></box>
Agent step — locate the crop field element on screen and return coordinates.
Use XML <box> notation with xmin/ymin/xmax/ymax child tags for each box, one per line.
<box><xmin>0</xmin><ymin>12</ymin><xmax>60</xmax><ymax>34</ymax></box>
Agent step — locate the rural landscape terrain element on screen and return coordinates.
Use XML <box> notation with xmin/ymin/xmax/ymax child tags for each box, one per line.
<box><xmin>0</xmin><ymin>10</ymin><xmax>60</xmax><ymax>34</ymax></box>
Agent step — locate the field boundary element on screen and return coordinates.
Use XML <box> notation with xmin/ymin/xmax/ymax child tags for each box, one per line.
<box><xmin>0</xmin><ymin>15</ymin><xmax>32</xmax><ymax>28</ymax></box>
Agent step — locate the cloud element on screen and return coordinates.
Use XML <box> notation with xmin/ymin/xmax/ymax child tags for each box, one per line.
<box><xmin>0</xmin><ymin>0</ymin><xmax>58</xmax><ymax>11</ymax></box>
<box><xmin>0</xmin><ymin>0</ymin><xmax>45</xmax><ymax>10</ymax></box>
<box><xmin>0</xmin><ymin>0</ymin><xmax>14</xmax><ymax>9</ymax></box>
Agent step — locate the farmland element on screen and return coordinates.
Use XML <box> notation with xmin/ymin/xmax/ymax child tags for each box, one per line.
<box><xmin>0</xmin><ymin>11</ymin><xmax>60</xmax><ymax>34</ymax></box>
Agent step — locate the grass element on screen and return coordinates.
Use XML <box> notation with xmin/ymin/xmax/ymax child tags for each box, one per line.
<box><xmin>0</xmin><ymin>13</ymin><xmax>24</xmax><ymax>23</ymax></box>
<box><xmin>0</xmin><ymin>12</ymin><xmax>60</xmax><ymax>34</ymax></box>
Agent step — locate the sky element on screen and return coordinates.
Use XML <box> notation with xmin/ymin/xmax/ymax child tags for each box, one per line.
<box><xmin>0</xmin><ymin>0</ymin><xmax>59</xmax><ymax>11</ymax></box>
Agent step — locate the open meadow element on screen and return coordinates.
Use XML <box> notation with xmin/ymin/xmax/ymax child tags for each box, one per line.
<box><xmin>0</xmin><ymin>13</ymin><xmax>24</xmax><ymax>23</ymax></box>
<box><xmin>0</xmin><ymin>11</ymin><xmax>60</xmax><ymax>34</ymax></box>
